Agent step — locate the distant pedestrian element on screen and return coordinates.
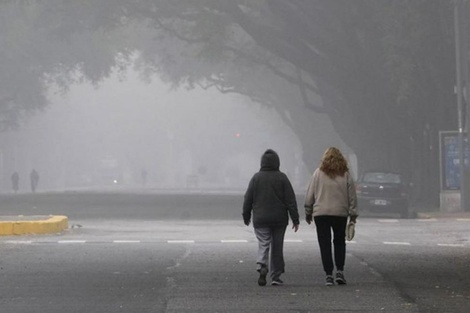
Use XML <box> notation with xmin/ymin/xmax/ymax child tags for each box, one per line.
<box><xmin>243</xmin><ymin>149</ymin><xmax>300</xmax><ymax>286</ymax></box>
<box><xmin>30</xmin><ymin>169</ymin><xmax>39</xmax><ymax>192</ymax></box>
<box><xmin>304</xmin><ymin>147</ymin><xmax>358</xmax><ymax>286</ymax></box>
<box><xmin>11</xmin><ymin>171</ymin><xmax>19</xmax><ymax>193</ymax></box>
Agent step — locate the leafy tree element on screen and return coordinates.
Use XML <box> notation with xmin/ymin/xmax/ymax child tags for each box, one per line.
<box><xmin>125</xmin><ymin>0</ymin><xmax>456</xmax><ymax>202</ymax></box>
<box><xmin>0</xmin><ymin>0</ymin><xmax>459</xmax><ymax>204</ymax></box>
<box><xmin>0</xmin><ymin>0</ymin><xmax>133</xmax><ymax>130</ymax></box>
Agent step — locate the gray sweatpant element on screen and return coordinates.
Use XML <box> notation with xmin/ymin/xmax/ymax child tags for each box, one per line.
<box><xmin>254</xmin><ymin>225</ymin><xmax>287</xmax><ymax>280</ymax></box>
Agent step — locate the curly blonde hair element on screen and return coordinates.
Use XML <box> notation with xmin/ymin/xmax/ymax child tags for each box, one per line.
<box><xmin>320</xmin><ymin>147</ymin><xmax>349</xmax><ymax>178</ymax></box>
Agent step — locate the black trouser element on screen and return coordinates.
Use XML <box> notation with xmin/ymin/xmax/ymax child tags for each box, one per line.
<box><xmin>314</xmin><ymin>215</ymin><xmax>348</xmax><ymax>275</ymax></box>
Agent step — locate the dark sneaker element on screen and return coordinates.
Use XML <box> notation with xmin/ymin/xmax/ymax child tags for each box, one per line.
<box><xmin>258</xmin><ymin>266</ymin><xmax>268</xmax><ymax>286</ymax></box>
<box><xmin>335</xmin><ymin>271</ymin><xmax>347</xmax><ymax>285</ymax></box>
<box><xmin>271</xmin><ymin>278</ymin><xmax>284</xmax><ymax>286</ymax></box>
<box><xmin>325</xmin><ymin>275</ymin><xmax>334</xmax><ymax>286</ymax></box>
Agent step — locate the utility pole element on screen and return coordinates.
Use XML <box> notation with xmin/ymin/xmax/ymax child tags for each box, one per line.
<box><xmin>454</xmin><ymin>0</ymin><xmax>469</xmax><ymax>211</ymax></box>
<box><xmin>466</xmin><ymin>1</ymin><xmax>470</xmax><ymax>212</ymax></box>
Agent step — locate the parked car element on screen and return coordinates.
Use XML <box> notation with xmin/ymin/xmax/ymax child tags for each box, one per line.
<box><xmin>356</xmin><ymin>171</ymin><xmax>410</xmax><ymax>218</ymax></box>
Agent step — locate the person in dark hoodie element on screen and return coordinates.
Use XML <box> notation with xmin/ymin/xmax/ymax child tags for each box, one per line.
<box><xmin>243</xmin><ymin>149</ymin><xmax>300</xmax><ymax>286</ymax></box>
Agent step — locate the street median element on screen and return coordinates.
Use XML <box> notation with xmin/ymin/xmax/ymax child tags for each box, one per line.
<box><xmin>0</xmin><ymin>215</ymin><xmax>68</xmax><ymax>236</ymax></box>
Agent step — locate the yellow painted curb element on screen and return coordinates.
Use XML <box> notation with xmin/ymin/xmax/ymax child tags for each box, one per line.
<box><xmin>0</xmin><ymin>215</ymin><xmax>68</xmax><ymax>236</ymax></box>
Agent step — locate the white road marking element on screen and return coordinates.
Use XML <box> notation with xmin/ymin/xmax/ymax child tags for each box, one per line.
<box><xmin>383</xmin><ymin>241</ymin><xmax>411</xmax><ymax>245</ymax></box>
<box><xmin>3</xmin><ymin>239</ymin><xmax>465</xmax><ymax>248</ymax></box>
<box><xmin>5</xmin><ymin>240</ymin><xmax>32</xmax><ymax>244</ymax></box>
<box><xmin>221</xmin><ymin>240</ymin><xmax>248</xmax><ymax>243</ymax></box>
<box><xmin>167</xmin><ymin>240</ymin><xmax>195</xmax><ymax>244</ymax></box>
<box><xmin>113</xmin><ymin>240</ymin><xmax>141</xmax><ymax>243</ymax></box>
<box><xmin>437</xmin><ymin>243</ymin><xmax>465</xmax><ymax>247</ymax></box>
<box><xmin>418</xmin><ymin>219</ymin><xmax>437</xmax><ymax>222</ymax></box>
<box><xmin>457</xmin><ymin>218</ymin><xmax>470</xmax><ymax>222</ymax></box>
<box><xmin>58</xmin><ymin>240</ymin><xmax>86</xmax><ymax>244</ymax></box>
<box><xmin>378</xmin><ymin>219</ymin><xmax>399</xmax><ymax>223</ymax></box>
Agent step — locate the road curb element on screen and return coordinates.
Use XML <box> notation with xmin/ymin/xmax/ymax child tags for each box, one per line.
<box><xmin>0</xmin><ymin>215</ymin><xmax>68</xmax><ymax>236</ymax></box>
<box><xmin>416</xmin><ymin>211</ymin><xmax>470</xmax><ymax>219</ymax></box>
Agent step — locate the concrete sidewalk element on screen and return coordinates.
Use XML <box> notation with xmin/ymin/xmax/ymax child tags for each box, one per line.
<box><xmin>0</xmin><ymin>215</ymin><xmax>68</xmax><ymax>236</ymax></box>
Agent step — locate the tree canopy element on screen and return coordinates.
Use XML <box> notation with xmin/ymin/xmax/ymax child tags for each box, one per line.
<box><xmin>0</xmin><ymin>0</ymin><xmax>460</xmax><ymax>203</ymax></box>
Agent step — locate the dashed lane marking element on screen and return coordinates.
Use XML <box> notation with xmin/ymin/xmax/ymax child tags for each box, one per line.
<box><xmin>5</xmin><ymin>240</ymin><xmax>32</xmax><ymax>244</ymax></box>
<box><xmin>383</xmin><ymin>241</ymin><xmax>411</xmax><ymax>245</ymax></box>
<box><xmin>167</xmin><ymin>240</ymin><xmax>195</xmax><ymax>244</ymax></box>
<box><xmin>58</xmin><ymin>240</ymin><xmax>86</xmax><ymax>244</ymax></box>
<box><xmin>378</xmin><ymin>219</ymin><xmax>399</xmax><ymax>223</ymax></box>
<box><xmin>457</xmin><ymin>218</ymin><xmax>470</xmax><ymax>222</ymax></box>
<box><xmin>1</xmin><ymin>239</ymin><xmax>468</xmax><ymax>248</ymax></box>
<box><xmin>418</xmin><ymin>218</ymin><xmax>437</xmax><ymax>222</ymax></box>
<box><xmin>113</xmin><ymin>240</ymin><xmax>141</xmax><ymax>243</ymax></box>
<box><xmin>437</xmin><ymin>243</ymin><xmax>465</xmax><ymax>247</ymax></box>
<box><xmin>221</xmin><ymin>240</ymin><xmax>248</xmax><ymax>243</ymax></box>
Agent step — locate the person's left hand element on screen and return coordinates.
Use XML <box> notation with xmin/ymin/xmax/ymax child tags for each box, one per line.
<box><xmin>292</xmin><ymin>224</ymin><xmax>299</xmax><ymax>232</ymax></box>
<box><xmin>306</xmin><ymin>214</ymin><xmax>313</xmax><ymax>225</ymax></box>
<box><xmin>244</xmin><ymin>219</ymin><xmax>250</xmax><ymax>226</ymax></box>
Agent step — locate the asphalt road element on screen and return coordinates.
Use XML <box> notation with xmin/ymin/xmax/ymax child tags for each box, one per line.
<box><xmin>0</xmin><ymin>191</ymin><xmax>246</xmax><ymax>220</ymax></box>
<box><xmin>1</xmin><ymin>192</ymin><xmax>469</xmax><ymax>312</ymax></box>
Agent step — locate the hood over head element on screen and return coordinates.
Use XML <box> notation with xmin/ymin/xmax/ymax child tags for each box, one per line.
<box><xmin>260</xmin><ymin>149</ymin><xmax>280</xmax><ymax>171</ymax></box>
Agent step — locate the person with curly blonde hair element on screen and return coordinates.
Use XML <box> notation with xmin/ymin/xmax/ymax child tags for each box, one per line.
<box><xmin>304</xmin><ymin>147</ymin><xmax>358</xmax><ymax>286</ymax></box>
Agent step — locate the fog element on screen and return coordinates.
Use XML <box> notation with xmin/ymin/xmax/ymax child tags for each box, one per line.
<box><xmin>0</xmin><ymin>70</ymin><xmax>311</xmax><ymax>193</ymax></box>
<box><xmin>3</xmin><ymin>1</ymin><xmax>461</xmax><ymax>211</ymax></box>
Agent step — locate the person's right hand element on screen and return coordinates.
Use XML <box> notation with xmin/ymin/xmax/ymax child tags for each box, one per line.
<box><xmin>292</xmin><ymin>224</ymin><xmax>299</xmax><ymax>232</ymax></box>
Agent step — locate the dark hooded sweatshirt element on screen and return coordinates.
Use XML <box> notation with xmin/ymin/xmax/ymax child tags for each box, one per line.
<box><xmin>242</xmin><ymin>149</ymin><xmax>300</xmax><ymax>228</ymax></box>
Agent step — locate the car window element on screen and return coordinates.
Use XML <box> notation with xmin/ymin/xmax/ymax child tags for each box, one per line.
<box><xmin>363</xmin><ymin>172</ymin><xmax>401</xmax><ymax>184</ymax></box>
